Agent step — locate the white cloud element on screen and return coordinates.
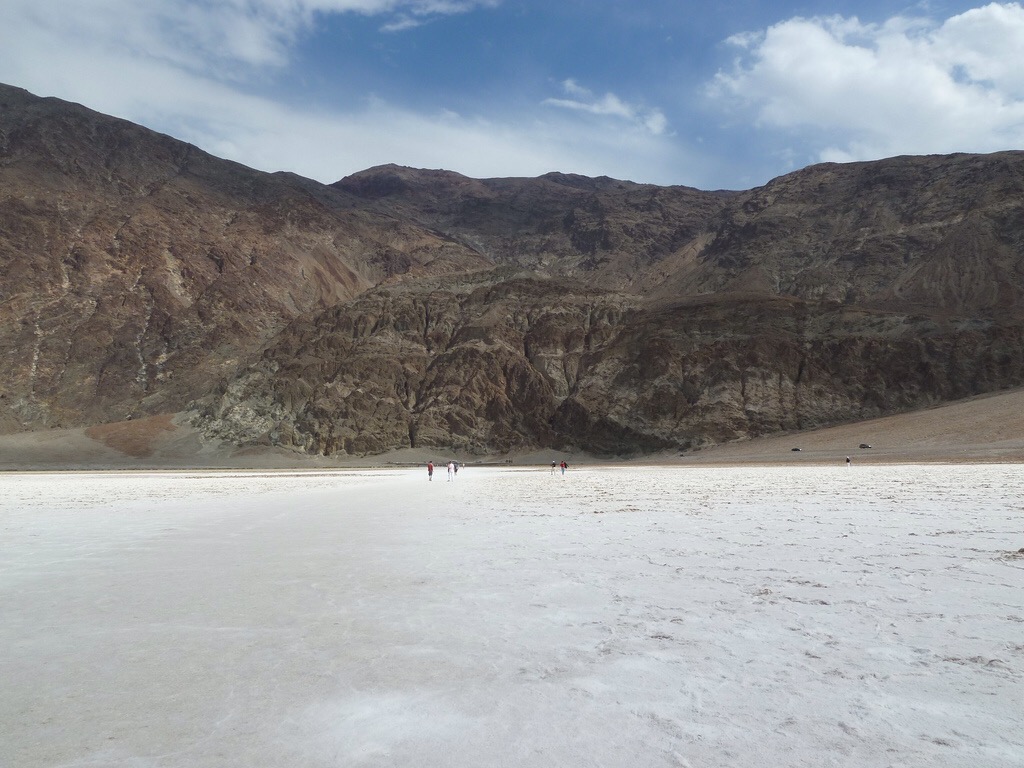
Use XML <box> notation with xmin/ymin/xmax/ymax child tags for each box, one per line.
<box><xmin>380</xmin><ymin>14</ymin><xmax>425</xmax><ymax>32</ymax></box>
<box><xmin>560</xmin><ymin>79</ymin><xmax>592</xmax><ymax>99</ymax></box>
<box><xmin>710</xmin><ymin>2</ymin><xmax>1024</xmax><ymax>164</ymax></box>
<box><xmin>931</xmin><ymin>3</ymin><xmax>1024</xmax><ymax>97</ymax></box>
<box><xmin>543</xmin><ymin>79</ymin><xmax>670</xmax><ymax>136</ymax></box>
<box><xmin>180</xmin><ymin>94</ymin><xmax>686</xmax><ymax>184</ymax></box>
<box><xmin>2</xmin><ymin>0</ymin><xmax>499</xmax><ymax>78</ymax></box>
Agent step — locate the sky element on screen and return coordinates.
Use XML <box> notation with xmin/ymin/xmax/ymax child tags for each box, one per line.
<box><xmin>2</xmin><ymin>1</ymin><xmax>1023</xmax><ymax>190</ymax></box>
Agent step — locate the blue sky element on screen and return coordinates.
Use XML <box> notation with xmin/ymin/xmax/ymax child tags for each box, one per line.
<box><xmin>2</xmin><ymin>1</ymin><xmax>1023</xmax><ymax>189</ymax></box>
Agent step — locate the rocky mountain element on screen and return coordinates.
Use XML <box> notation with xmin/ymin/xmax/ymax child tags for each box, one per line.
<box><xmin>2</xmin><ymin>83</ymin><xmax>1023</xmax><ymax>457</ymax></box>
<box><xmin>0</xmin><ymin>84</ymin><xmax>489</xmax><ymax>432</ymax></box>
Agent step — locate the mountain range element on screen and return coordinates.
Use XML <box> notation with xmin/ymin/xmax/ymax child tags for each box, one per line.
<box><xmin>2</xmin><ymin>82</ymin><xmax>1022</xmax><ymax>458</ymax></box>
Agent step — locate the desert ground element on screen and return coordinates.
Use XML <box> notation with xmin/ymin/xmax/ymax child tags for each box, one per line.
<box><xmin>2</xmin><ymin>462</ymin><xmax>1022</xmax><ymax>767</ymax></box>
<box><xmin>3</xmin><ymin>388</ymin><xmax>1024</xmax><ymax>471</ymax></box>
<box><xmin>679</xmin><ymin>387</ymin><xmax>1024</xmax><ymax>466</ymax></box>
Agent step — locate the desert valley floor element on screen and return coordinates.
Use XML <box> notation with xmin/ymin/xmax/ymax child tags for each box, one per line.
<box><xmin>2</xmin><ymin>465</ymin><xmax>1022</xmax><ymax>767</ymax></box>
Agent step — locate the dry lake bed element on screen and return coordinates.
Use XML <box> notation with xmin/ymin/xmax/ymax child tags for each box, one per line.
<box><xmin>2</xmin><ymin>465</ymin><xmax>1022</xmax><ymax>767</ymax></box>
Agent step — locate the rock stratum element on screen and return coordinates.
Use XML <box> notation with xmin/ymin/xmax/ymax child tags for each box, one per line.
<box><xmin>2</xmin><ymin>83</ymin><xmax>1023</xmax><ymax>458</ymax></box>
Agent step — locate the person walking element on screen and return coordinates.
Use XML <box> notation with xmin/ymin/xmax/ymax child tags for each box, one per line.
<box><xmin>447</xmin><ymin>461</ymin><xmax>455</xmax><ymax>482</ymax></box>
<box><xmin>551</xmin><ymin>461</ymin><xmax>557</xmax><ymax>475</ymax></box>
<box><xmin>427</xmin><ymin>460</ymin><xmax>434</xmax><ymax>481</ymax></box>
<box><xmin>560</xmin><ymin>460</ymin><xmax>568</xmax><ymax>476</ymax></box>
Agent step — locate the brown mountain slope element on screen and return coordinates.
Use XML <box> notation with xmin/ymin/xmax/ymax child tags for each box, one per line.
<box><xmin>333</xmin><ymin>165</ymin><xmax>736</xmax><ymax>290</ymax></box>
<box><xmin>3</xmin><ymin>84</ymin><xmax>1024</xmax><ymax>457</ymax></box>
<box><xmin>198</xmin><ymin>153</ymin><xmax>1024</xmax><ymax>457</ymax></box>
<box><xmin>0</xmin><ymin>84</ymin><xmax>487</xmax><ymax>430</ymax></box>
<box><xmin>336</xmin><ymin>153</ymin><xmax>1024</xmax><ymax>316</ymax></box>
<box><xmin>672</xmin><ymin>154</ymin><xmax>1024</xmax><ymax>314</ymax></box>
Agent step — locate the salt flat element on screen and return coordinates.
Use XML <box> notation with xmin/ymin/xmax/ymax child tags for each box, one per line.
<box><xmin>2</xmin><ymin>466</ymin><xmax>1022</xmax><ymax>767</ymax></box>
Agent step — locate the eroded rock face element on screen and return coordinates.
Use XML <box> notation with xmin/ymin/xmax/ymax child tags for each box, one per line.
<box><xmin>4</xmin><ymin>82</ymin><xmax>1024</xmax><ymax>455</ymax></box>
<box><xmin>192</xmin><ymin>278</ymin><xmax>1024</xmax><ymax>456</ymax></box>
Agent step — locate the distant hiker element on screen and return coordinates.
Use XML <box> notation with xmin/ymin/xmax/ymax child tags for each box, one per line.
<box><xmin>560</xmin><ymin>460</ymin><xmax>568</xmax><ymax>476</ymax></box>
<box><xmin>551</xmin><ymin>461</ymin><xmax>557</xmax><ymax>474</ymax></box>
<box><xmin>846</xmin><ymin>456</ymin><xmax>851</xmax><ymax>467</ymax></box>
<box><xmin>427</xmin><ymin>461</ymin><xmax>434</xmax><ymax>481</ymax></box>
<box><xmin>447</xmin><ymin>461</ymin><xmax>455</xmax><ymax>481</ymax></box>
<box><xmin>454</xmin><ymin>461</ymin><xmax>459</xmax><ymax>475</ymax></box>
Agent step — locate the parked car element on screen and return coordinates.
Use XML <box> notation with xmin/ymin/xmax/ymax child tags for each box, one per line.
<box><xmin>859</xmin><ymin>443</ymin><xmax>872</xmax><ymax>449</ymax></box>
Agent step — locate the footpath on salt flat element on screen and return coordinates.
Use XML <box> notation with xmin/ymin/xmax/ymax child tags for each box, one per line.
<box><xmin>2</xmin><ymin>465</ymin><xmax>1022</xmax><ymax>768</ymax></box>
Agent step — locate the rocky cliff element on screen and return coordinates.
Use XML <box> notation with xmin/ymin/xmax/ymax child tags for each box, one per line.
<box><xmin>195</xmin><ymin>276</ymin><xmax>1024</xmax><ymax>456</ymax></box>
<box><xmin>2</xmin><ymin>83</ymin><xmax>1023</xmax><ymax>456</ymax></box>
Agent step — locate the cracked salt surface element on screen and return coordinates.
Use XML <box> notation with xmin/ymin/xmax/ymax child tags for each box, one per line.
<box><xmin>2</xmin><ymin>465</ymin><xmax>1022</xmax><ymax>767</ymax></box>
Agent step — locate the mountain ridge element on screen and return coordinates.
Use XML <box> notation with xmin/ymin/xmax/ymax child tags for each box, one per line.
<box><xmin>2</xmin><ymin>83</ymin><xmax>1023</xmax><ymax>457</ymax></box>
